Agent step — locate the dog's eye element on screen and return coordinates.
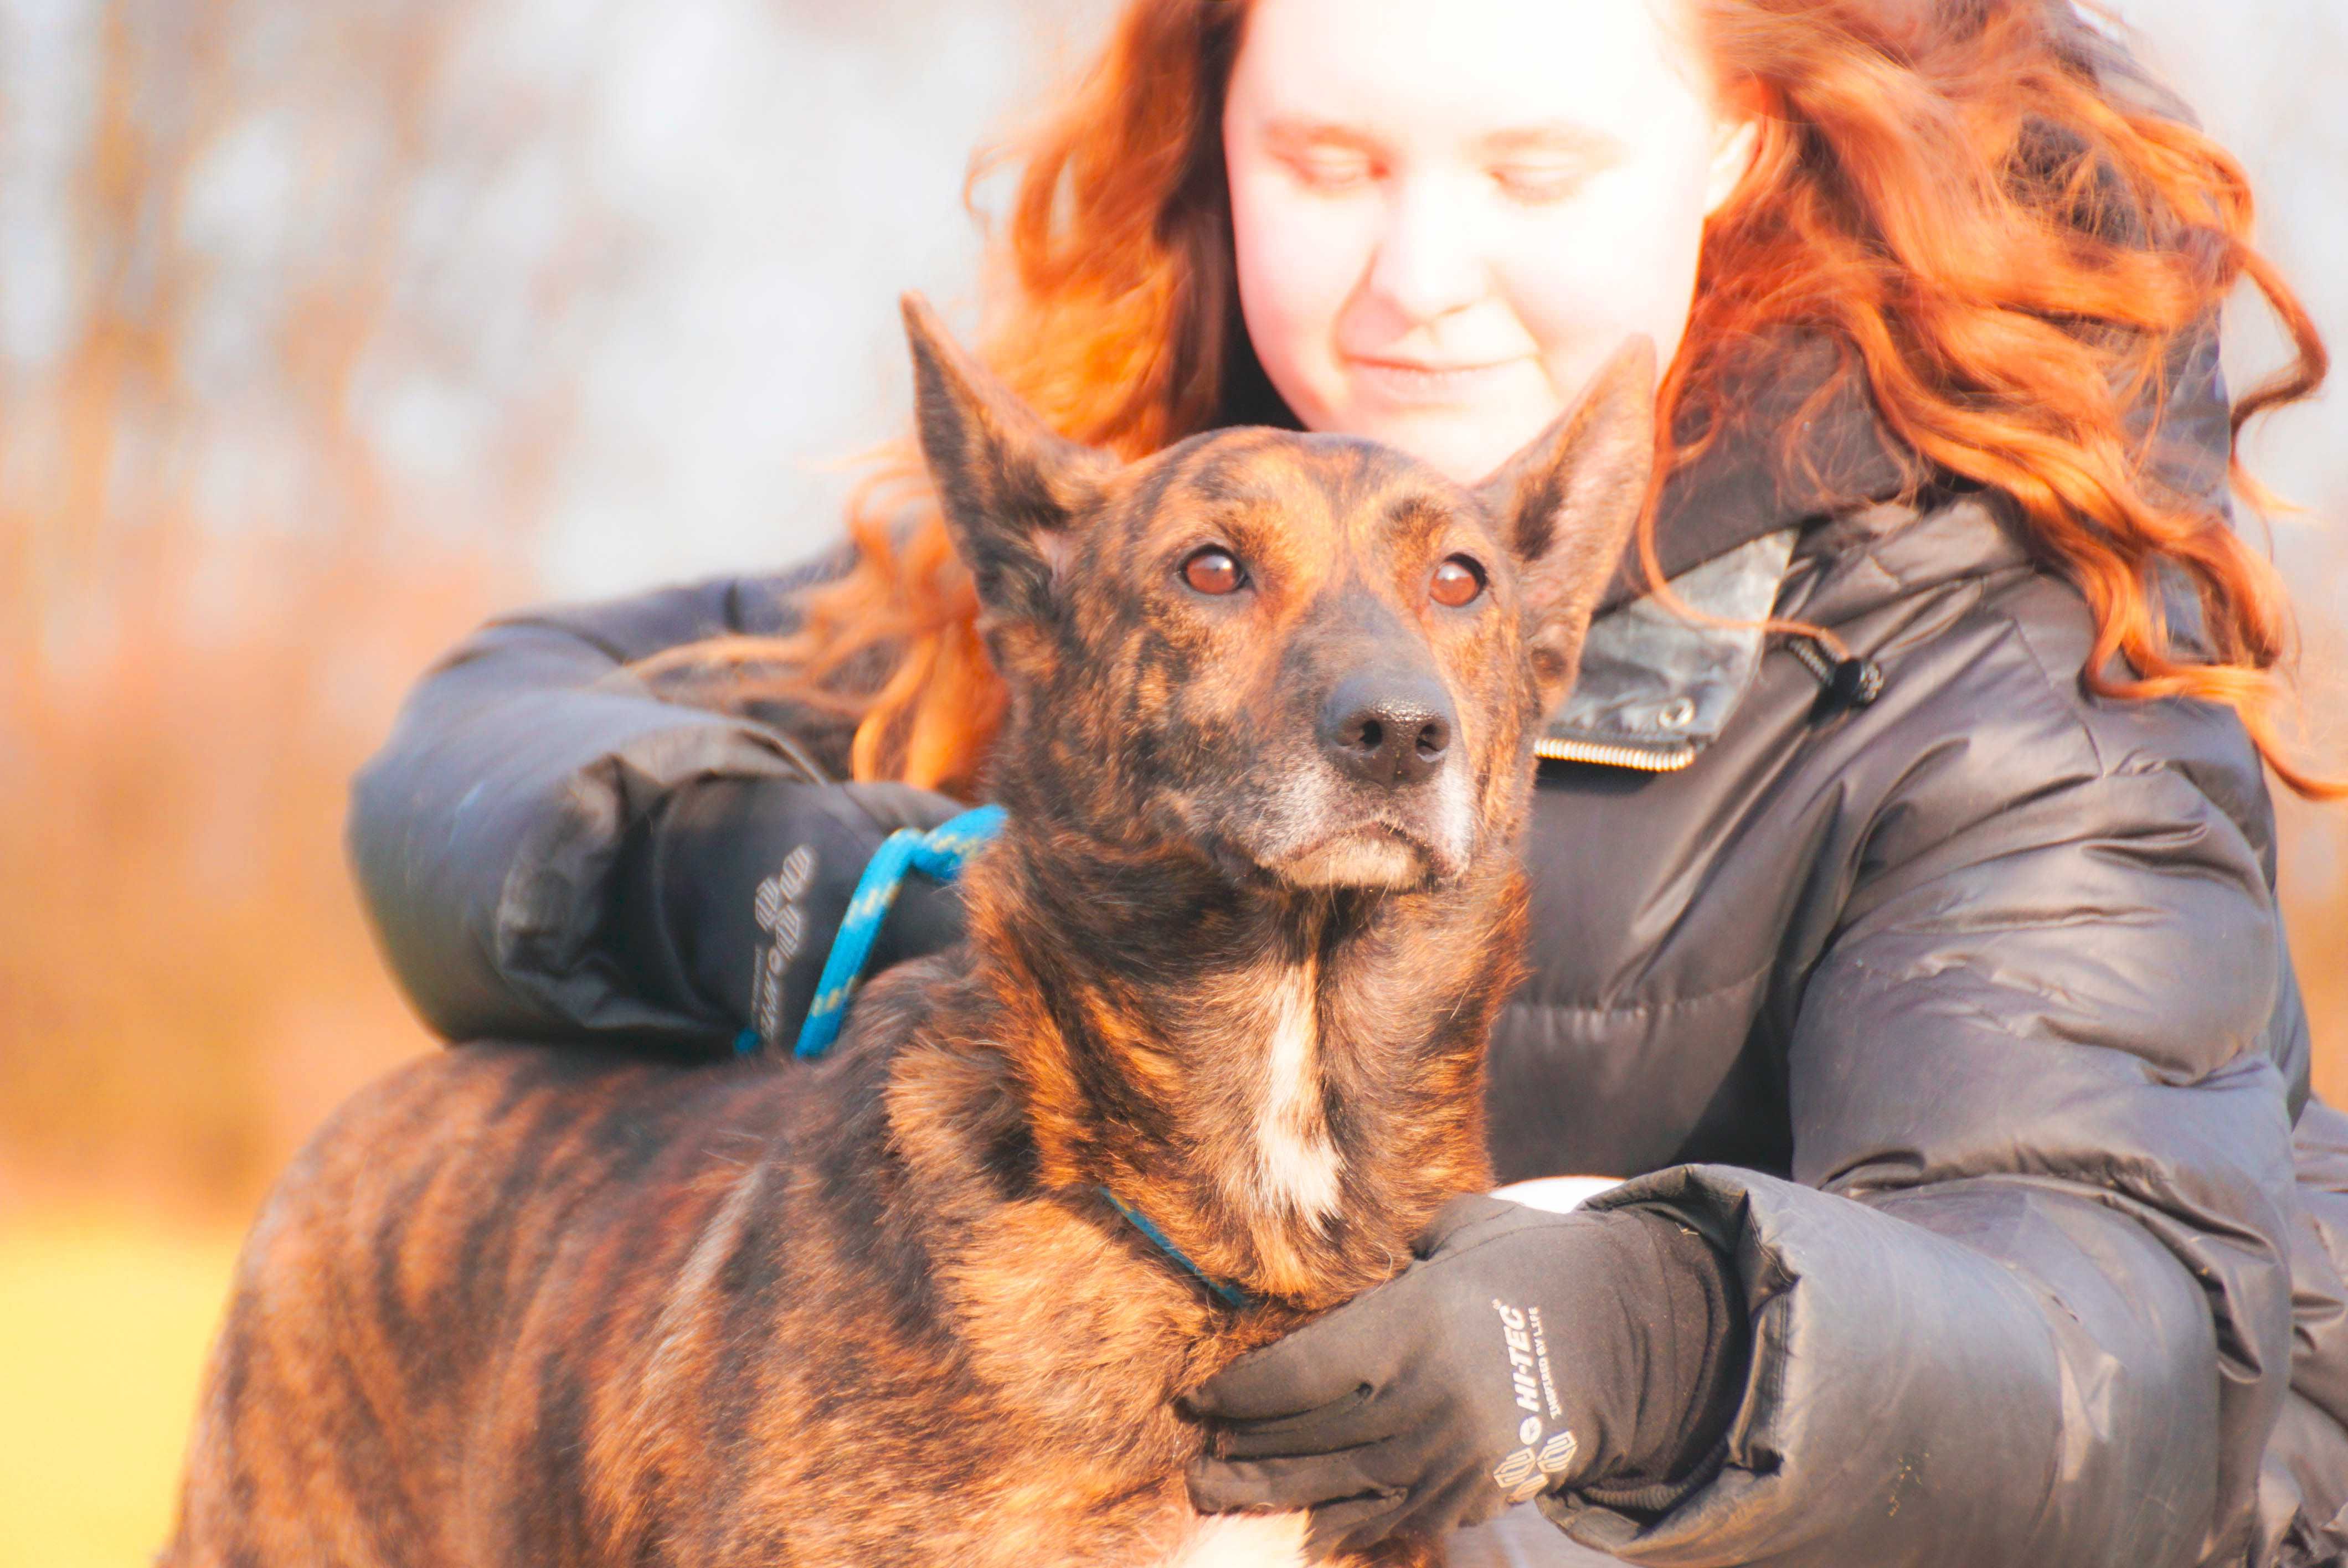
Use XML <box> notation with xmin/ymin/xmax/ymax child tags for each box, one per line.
<box><xmin>1181</xmin><ymin>547</ymin><xmax>1246</xmax><ymax>596</ymax></box>
<box><xmin>1430</xmin><ymin>555</ymin><xmax>1486</xmax><ymax>608</ymax></box>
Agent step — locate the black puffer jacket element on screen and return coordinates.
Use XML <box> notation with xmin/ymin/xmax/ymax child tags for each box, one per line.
<box><xmin>348</xmin><ymin>331</ymin><xmax>2348</xmax><ymax>1564</ymax></box>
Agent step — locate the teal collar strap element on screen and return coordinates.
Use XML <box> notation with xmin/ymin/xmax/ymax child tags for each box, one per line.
<box><xmin>1095</xmin><ymin>1187</ymin><xmax>1259</xmax><ymax>1311</ymax></box>
<box><xmin>779</xmin><ymin>807</ymin><xmax>1257</xmax><ymax>1313</ymax></box>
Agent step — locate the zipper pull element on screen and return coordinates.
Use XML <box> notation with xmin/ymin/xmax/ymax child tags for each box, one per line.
<box><xmin>1787</xmin><ymin>632</ymin><xmax>1884</xmax><ymax>711</ymax></box>
<box><xmin>1825</xmin><ymin>653</ymin><xmax>1884</xmax><ymax>709</ymax></box>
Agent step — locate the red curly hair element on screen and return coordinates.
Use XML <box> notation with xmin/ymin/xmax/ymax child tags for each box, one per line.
<box><xmin>717</xmin><ymin>0</ymin><xmax>2334</xmax><ymax>800</ymax></box>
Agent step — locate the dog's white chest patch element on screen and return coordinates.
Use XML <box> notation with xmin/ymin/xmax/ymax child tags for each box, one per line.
<box><xmin>1156</xmin><ymin>1510</ymin><xmax>1311</xmax><ymax>1568</ymax></box>
<box><xmin>1253</xmin><ymin>967</ymin><xmax>1342</xmax><ymax>1219</ymax></box>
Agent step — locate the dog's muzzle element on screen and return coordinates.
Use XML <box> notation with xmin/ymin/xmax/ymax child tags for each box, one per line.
<box><xmin>1260</xmin><ymin>768</ymin><xmax>1479</xmax><ymax>892</ymax></box>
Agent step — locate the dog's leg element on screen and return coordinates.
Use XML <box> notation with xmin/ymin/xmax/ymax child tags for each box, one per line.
<box><xmin>1166</xmin><ymin>1520</ymin><xmax>1441</xmax><ymax>1568</ymax></box>
<box><xmin>1159</xmin><ymin>1510</ymin><xmax>1311</xmax><ymax>1568</ymax></box>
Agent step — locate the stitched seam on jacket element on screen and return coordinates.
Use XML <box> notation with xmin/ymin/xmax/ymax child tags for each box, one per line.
<box><xmin>1502</xmin><ymin>960</ymin><xmax>1774</xmax><ymax>1023</ymax></box>
<box><xmin>1989</xmin><ymin>595</ymin><xmax>2119</xmax><ymax>778</ymax></box>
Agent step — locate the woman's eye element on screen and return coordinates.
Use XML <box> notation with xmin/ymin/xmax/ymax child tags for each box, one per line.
<box><xmin>1493</xmin><ymin>166</ymin><xmax>1583</xmax><ymax>204</ymax></box>
<box><xmin>1430</xmin><ymin>555</ymin><xmax>1486</xmax><ymax>608</ymax></box>
<box><xmin>1290</xmin><ymin>153</ymin><xmax>1374</xmax><ymax>191</ymax></box>
<box><xmin>1182</xmin><ymin>547</ymin><xmax>1247</xmax><ymax>596</ymax></box>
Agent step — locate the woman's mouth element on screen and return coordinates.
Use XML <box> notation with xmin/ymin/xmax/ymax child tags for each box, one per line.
<box><xmin>1344</xmin><ymin>354</ymin><xmax>1534</xmax><ymax>407</ymax></box>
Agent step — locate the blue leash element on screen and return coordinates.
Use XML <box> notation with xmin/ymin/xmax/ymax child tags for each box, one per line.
<box><xmin>772</xmin><ymin>803</ymin><xmax>1008</xmax><ymax>1060</ymax></box>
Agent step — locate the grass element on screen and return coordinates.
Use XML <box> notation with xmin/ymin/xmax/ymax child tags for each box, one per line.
<box><xmin>0</xmin><ymin>1214</ymin><xmax>245</xmax><ymax>1568</ymax></box>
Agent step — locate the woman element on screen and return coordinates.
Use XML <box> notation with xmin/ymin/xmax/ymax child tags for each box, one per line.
<box><xmin>348</xmin><ymin>0</ymin><xmax>2348</xmax><ymax>1562</ymax></box>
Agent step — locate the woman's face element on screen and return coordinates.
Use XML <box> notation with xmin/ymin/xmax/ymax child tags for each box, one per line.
<box><xmin>1222</xmin><ymin>0</ymin><xmax>1757</xmax><ymax>484</ymax></box>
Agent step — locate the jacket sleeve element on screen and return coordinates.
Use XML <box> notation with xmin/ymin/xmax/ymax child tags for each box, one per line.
<box><xmin>348</xmin><ymin>559</ymin><xmax>902</xmax><ymax>1049</ymax></box>
<box><xmin>1552</xmin><ymin>750</ymin><xmax>2303</xmax><ymax>1565</ymax></box>
<box><xmin>2269</xmin><ymin>1095</ymin><xmax>2348</xmax><ymax>1560</ymax></box>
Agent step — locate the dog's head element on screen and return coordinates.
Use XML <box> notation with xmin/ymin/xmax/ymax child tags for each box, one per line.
<box><xmin>902</xmin><ymin>295</ymin><xmax>1651</xmax><ymax>891</ymax></box>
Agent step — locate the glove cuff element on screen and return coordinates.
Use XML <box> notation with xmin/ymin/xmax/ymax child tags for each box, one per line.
<box><xmin>1573</xmin><ymin>1206</ymin><xmax>1748</xmax><ymax>1507</ymax></box>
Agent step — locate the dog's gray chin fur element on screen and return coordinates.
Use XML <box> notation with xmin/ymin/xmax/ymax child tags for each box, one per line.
<box><xmin>1168</xmin><ymin>758</ymin><xmax>1474</xmax><ymax>891</ymax></box>
<box><xmin>1271</xmin><ymin>827</ymin><xmax>1441</xmax><ymax>891</ymax></box>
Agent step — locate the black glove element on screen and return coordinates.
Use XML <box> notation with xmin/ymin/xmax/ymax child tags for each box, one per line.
<box><xmin>1183</xmin><ymin>1194</ymin><xmax>1747</xmax><ymax>1554</ymax></box>
<box><xmin>615</xmin><ymin>776</ymin><xmax>970</xmax><ymax>1053</ymax></box>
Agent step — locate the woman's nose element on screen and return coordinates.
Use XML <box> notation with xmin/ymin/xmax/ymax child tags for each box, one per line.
<box><xmin>1363</xmin><ymin>178</ymin><xmax>1490</xmax><ymax>327</ymax></box>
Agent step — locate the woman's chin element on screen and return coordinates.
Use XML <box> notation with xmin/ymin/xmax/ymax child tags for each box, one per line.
<box><xmin>1325</xmin><ymin>398</ymin><xmax>1561</xmax><ymax>487</ymax></box>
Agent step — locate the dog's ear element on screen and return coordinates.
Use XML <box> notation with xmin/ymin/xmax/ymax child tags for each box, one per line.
<box><xmin>902</xmin><ymin>293</ymin><xmax>1113</xmax><ymax>625</ymax></box>
<box><xmin>1476</xmin><ymin>338</ymin><xmax>1657</xmax><ymax>710</ymax></box>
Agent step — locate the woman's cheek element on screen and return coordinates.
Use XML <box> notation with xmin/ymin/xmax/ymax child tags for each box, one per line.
<box><xmin>1230</xmin><ymin>172</ymin><xmax>1378</xmax><ymax>415</ymax></box>
<box><xmin>1505</xmin><ymin>169</ymin><xmax>1710</xmax><ymax>390</ymax></box>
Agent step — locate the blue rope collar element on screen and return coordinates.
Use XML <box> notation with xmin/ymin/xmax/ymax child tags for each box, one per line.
<box><xmin>766</xmin><ymin>802</ymin><xmax>1254</xmax><ymax>1311</ymax></box>
<box><xmin>1096</xmin><ymin>1187</ymin><xmax>1259</xmax><ymax>1311</ymax></box>
<box><xmin>772</xmin><ymin>803</ymin><xmax>1008</xmax><ymax>1060</ymax></box>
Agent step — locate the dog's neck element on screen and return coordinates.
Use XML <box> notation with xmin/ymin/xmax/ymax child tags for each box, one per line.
<box><xmin>944</xmin><ymin>821</ymin><xmax>1521</xmax><ymax>1311</ymax></box>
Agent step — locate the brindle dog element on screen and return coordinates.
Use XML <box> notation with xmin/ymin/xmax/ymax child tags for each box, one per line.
<box><xmin>167</xmin><ymin>297</ymin><xmax>1655</xmax><ymax>1568</ymax></box>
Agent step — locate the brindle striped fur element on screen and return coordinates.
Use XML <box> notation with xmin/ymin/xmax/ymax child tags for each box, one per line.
<box><xmin>167</xmin><ymin>297</ymin><xmax>1655</xmax><ymax>1567</ymax></box>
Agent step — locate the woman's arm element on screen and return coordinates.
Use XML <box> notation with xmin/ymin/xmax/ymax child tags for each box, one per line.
<box><xmin>2276</xmin><ymin>1095</ymin><xmax>2348</xmax><ymax>1548</ymax></box>
<box><xmin>1561</xmin><ymin>729</ymin><xmax>2310</xmax><ymax>1564</ymax></box>
<box><xmin>348</xmin><ymin>561</ymin><xmax>964</xmax><ymax>1052</ymax></box>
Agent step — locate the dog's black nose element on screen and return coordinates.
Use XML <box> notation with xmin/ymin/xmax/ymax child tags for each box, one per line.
<box><xmin>1320</xmin><ymin>673</ymin><xmax>1454</xmax><ymax>787</ymax></box>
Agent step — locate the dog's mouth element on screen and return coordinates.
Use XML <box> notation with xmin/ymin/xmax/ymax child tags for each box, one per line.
<box><xmin>1175</xmin><ymin>755</ymin><xmax>1481</xmax><ymax>893</ymax></box>
<box><xmin>1268</xmin><ymin>824</ymin><xmax>1446</xmax><ymax>892</ymax></box>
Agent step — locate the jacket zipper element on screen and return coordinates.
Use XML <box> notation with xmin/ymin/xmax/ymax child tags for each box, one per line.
<box><xmin>1532</xmin><ymin>736</ymin><xmax>1698</xmax><ymax>771</ymax></box>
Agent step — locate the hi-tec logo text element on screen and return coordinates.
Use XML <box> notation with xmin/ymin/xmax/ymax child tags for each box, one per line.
<box><xmin>1489</xmin><ymin>1298</ymin><xmax>1579</xmax><ymax>1503</ymax></box>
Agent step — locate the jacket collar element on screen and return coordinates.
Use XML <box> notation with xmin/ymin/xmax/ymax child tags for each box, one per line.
<box><xmin>1547</xmin><ymin>332</ymin><xmax>1907</xmax><ymax>771</ymax></box>
<box><xmin>1543</xmin><ymin>324</ymin><xmax>2233</xmax><ymax>771</ymax></box>
<box><xmin>1591</xmin><ymin>334</ymin><xmax>1912</xmax><ymax>620</ymax></box>
<box><xmin>1539</xmin><ymin>529</ymin><xmax>1798</xmax><ymax>771</ymax></box>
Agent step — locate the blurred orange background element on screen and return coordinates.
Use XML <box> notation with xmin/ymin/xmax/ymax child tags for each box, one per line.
<box><xmin>0</xmin><ymin>2</ymin><xmax>2341</xmax><ymax>1562</ymax></box>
